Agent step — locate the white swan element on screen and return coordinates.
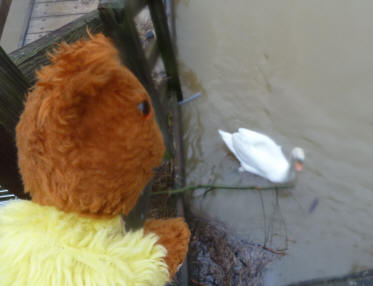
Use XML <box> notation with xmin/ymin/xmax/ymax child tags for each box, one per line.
<box><xmin>218</xmin><ymin>128</ymin><xmax>305</xmax><ymax>183</ymax></box>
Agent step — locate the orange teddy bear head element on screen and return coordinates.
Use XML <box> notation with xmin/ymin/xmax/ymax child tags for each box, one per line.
<box><xmin>16</xmin><ymin>33</ymin><xmax>165</xmax><ymax>217</ymax></box>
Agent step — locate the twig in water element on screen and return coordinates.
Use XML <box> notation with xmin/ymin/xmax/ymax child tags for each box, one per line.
<box><xmin>275</xmin><ymin>187</ymin><xmax>289</xmax><ymax>251</ymax></box>
<box><xmin>202</xmin><ymin>186</ymin><xmax>213</xmax><ymax>198</ymax></box>
<box><xmin>151</xmin><ymin>184</ymin><xmax>294</xmax><ymax>196</ymax></box>
<box><xmin>290</xmin><ymin>189</ymin><xmax>307</xmax><ymax>215</ymax></box>
<box><xmin>261</xmin><ymin>245</ymin><xmax>287</xmax><ymax>255</ymax></box>
<box><xmin>257</xmin><ymin>189</ymin><xmax>268</xmax><ymax>247</ymax></box>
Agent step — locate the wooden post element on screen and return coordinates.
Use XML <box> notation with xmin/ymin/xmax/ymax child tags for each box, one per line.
<box><xmin>0</xmin><ymin>46</ymin><xmax>29</xmax><ymax>134</ymax></box>
<box><xmin>158</xmin><ymin>1</ymin><xmax>189</xmax><ymax>284</ymax></box>
<box><xmin>148</xmin><ymin>0</ymin><xmax>183</xmax><ymax>101</ymax></box>
<box><xmin>0</xmin><ymin>46</ymin><xmax>30</xmax><ymax>198</ymax></box>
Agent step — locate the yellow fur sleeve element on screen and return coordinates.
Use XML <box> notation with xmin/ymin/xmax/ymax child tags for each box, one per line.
<box><xmin>0</xmin><ymin>200</ymin><xmax>169</xmax><ymax>286</ymax></box>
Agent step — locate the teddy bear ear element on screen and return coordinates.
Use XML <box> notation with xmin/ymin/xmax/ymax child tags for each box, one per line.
<box><xmin>34</xmin><ymin>34</ymin><xmax>120</xmax><ymax>128</ymax></box>
<box><xmin>35</xmin><ymin>84</ymin><xmax>91</xmax><ymax>130</ymax></box>
<box><xmin>36</xmin><ymin>62</ymin><xmax>117</xmax><ymax>128</ymax></box>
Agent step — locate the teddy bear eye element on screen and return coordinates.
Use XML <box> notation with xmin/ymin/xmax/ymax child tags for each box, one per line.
<box><xmin>137</xmin><ymin>100</ymin><xmax>151</xmax><ymax>118</ymax></box>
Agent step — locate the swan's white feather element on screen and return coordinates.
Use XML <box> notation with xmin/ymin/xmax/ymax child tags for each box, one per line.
<box><xmin>219</xmin><ymin>130</ymin><xmax>259</xmax><ymax>174</ymax></box>
<box><xmin>218</xmin><ymin>130</ymin><xmax>237</xmax><ymax>157</ymax></box>
<box><xmin>219</xmin><ymin>128</ymin><xmax>290</xmax><ymax>182</ymax></box>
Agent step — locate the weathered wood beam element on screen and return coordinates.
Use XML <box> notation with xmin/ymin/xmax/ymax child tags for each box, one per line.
<box><xmin>0</xmin><ymin>46</ymin><xmax>29</xmax><ymax>135</ymax></box>
<box><xmin>161</xmin><ymin>0</ymin><xmax>189</xmax><ymax>284</ymax></box>
<box><xmin>32</xmin><ymin>1</ymin><xmax>98</xmax><ymax>18</ymax></box>
<box><xmin>9</xmin><ymin>10</ymin><xmax>104</xmax><ymax>85</ymax></box>
<box><xmin>0</xmin><ymin>45</ymin><xmax>30</xmax><ymax>199</ymax></box>
<box><xmin>148</xmin><ymin>0</ymin><xmax>183</xmax><ymax>101</ymax></box>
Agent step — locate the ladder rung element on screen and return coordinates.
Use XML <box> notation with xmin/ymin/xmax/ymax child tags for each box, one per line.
<box><xmin>0</xmin><ymin>194</ymin><xmax>15</xmax><ymax>199</ymax></box>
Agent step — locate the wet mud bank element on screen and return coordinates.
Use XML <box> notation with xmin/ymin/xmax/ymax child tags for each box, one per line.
<box><xmin>187</xmin><ymin>212</ymin><xmax>278</xmax><ymax>286</ymax></box>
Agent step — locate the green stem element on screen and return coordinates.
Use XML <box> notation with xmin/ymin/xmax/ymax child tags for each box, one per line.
<box><xmin>151</xmin><ymin>184</ymin><xmax>294</xmax><ymax>196</ymax></box>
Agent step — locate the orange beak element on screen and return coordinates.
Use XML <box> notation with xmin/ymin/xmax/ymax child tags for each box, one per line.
<box><xmin>295</xmin><ymin>161</ymin><xmax>303</xmax><ymax>172</ymax></box>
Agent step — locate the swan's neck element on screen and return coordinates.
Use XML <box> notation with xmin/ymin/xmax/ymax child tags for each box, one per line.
<box><xmin>284</xmin><ymin>156</ymin><xmax>297</xmax><ymax>183</ymax></box>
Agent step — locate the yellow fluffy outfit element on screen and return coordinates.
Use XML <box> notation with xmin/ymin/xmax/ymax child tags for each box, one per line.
<box><xmin>0</xmin><ymin>200</ymin><xmax>169</xmax><ymax>286</ymax></box>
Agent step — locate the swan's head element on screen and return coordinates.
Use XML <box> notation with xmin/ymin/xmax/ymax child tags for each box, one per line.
<box><xmin>291</xmin><ymin>147</ymin><xmax>305</xmax><ymax>172</ymax></box>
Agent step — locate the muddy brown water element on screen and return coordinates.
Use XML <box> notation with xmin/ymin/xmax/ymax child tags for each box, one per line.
<box><xmin>176</xmin><ymin>1</ymin><xmax>373</xmax><ymax>285</ymax></box>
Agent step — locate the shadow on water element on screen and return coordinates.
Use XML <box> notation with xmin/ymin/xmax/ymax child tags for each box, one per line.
<box><xmin>178</xmin><ymin>62</ymin><xmax>207</xmax><ymax>95</ymax></box>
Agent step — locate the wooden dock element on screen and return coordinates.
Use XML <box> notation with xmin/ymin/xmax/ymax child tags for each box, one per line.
<box><xmin>25</xmin><ymin>0</ymin><xmax>98</xmax><ymax>45</ymax></box>
<box><xmin>0</xmin><ymin>0</ymin><xmax>98</xmax><ymax>50</ymax></box>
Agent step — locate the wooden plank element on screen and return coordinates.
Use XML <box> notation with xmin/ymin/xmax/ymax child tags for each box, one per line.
<box><xmin>10</xmin><ymin>10</ymin><xmax>104</xmax><ymax>84</ymax></box>
<box><xmin>24</xmin><ymin>32</ymin><xmax>49</xmax><ymax>45</ymax></box>
<box><xmin>28</xmin><ymin>14</ymin><xmax>84</xmax><ymax>33</ymax></box>
<box><xmin>163</xmin><ymin>1</ymin><xmax>189</xmax><ymax>284</ymax></box>
<box><xmin>32</xmin><ymin>1</ymin><xmax>98</xmax><ymax>18</ymax></box>
<box><xmin>0</xmin><ymin>46</ymin><xmax>29</xmax><ymax>133</ymax></box>
<box><xmin>0</xmin><ymin>0</ymin><xmax>12</xmax><ymax>38</ymax></box>
<box><xmin>148</xmin><ymin>0</ymin><xmax>183</xmax><ymax>101</ymax></box>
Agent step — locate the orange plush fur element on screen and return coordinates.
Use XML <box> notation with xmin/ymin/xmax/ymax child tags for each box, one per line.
<box><xmin>17</xmin><ymin>34</ymin><xmax>164</xmax><ymax>216</ymax></box>
<box><xmin>16</xmin><ymin>33</ymin><xmax>190</xmax><ymax>278</ymax></box>
<box><xmin>145</xmin><ymin>218</ymin><xmax>191</xmax><ymax>278</ymax></box>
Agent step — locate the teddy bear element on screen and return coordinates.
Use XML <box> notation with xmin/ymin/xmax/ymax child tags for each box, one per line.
<box><xmin>0</xmin><ymin>33</ymin><xmax>190</xmax><ymax>285</ymax></box>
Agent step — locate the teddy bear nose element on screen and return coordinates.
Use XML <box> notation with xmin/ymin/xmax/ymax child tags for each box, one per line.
<box><xmin>138</xmin><ymin>100</ymin><xmax>151</xmax><ymax>118</ymax></box>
